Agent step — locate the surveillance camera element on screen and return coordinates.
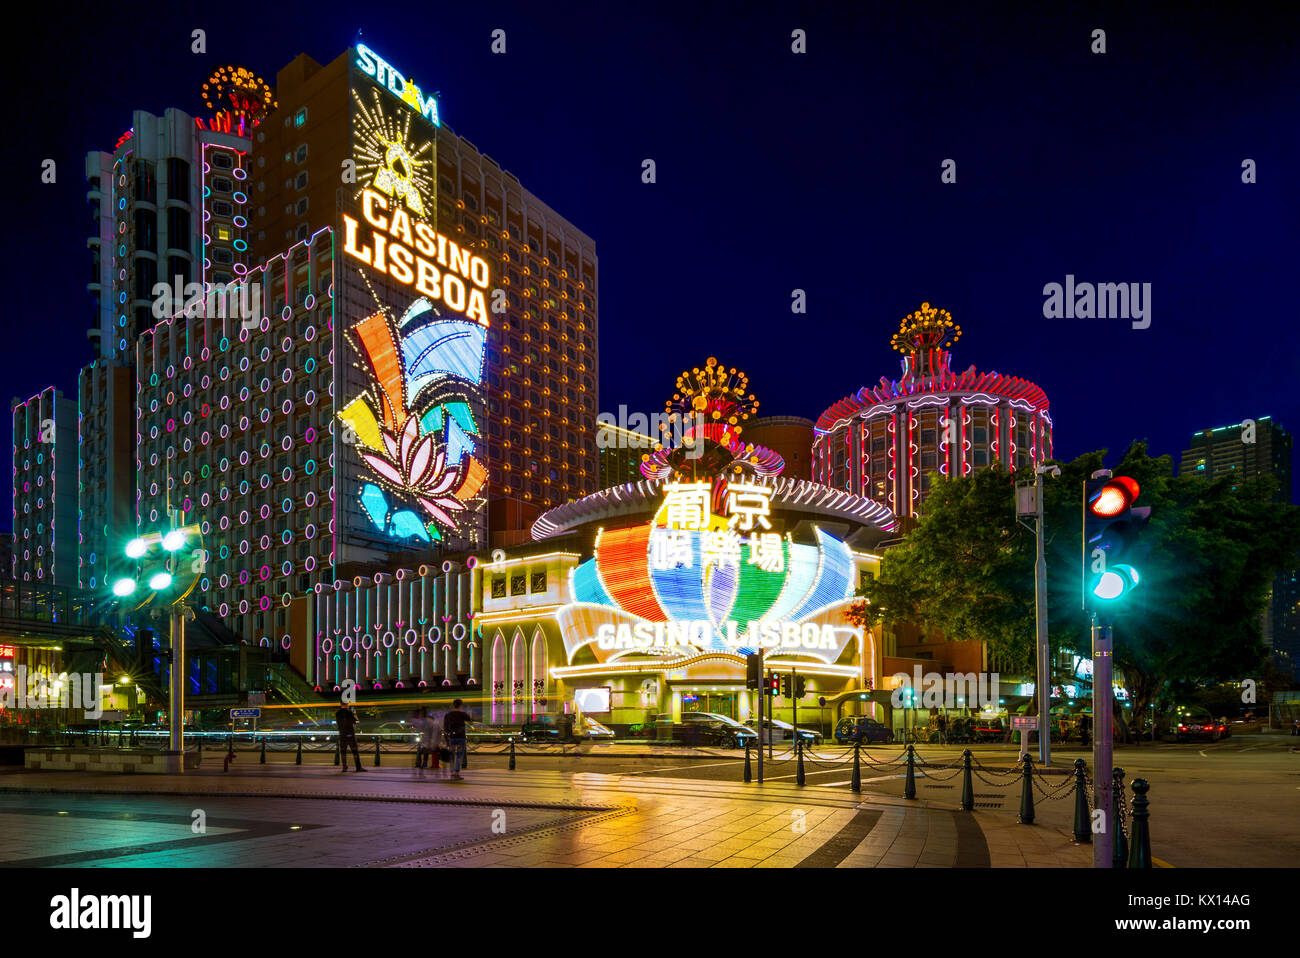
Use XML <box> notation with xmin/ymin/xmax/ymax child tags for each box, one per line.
<box><xmin>1036</xmin><ymin>464</ymin><xmax>1061</xmax><ymax>478</ymax></box>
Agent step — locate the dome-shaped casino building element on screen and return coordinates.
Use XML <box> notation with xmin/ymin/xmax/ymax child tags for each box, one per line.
<box><xmin>474</xmin><ymin>358</ymin><xmax>900</xmax><ymax>732</ymax></box>
<box><xmin>813</xmin><ymin>303</ymin><xmax>1053</xmax><ymax>523</ymax></box>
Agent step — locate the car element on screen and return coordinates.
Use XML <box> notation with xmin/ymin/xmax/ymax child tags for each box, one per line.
<box><xmin>970</xmin><ymin>717</ymin><xmax>1006</xmax><ymax>743</ymax></box>
<box><xmin>1172</xmin><ymin>709</ymin><xmax>1226</xmax><ymax>743</ymax></box>
<box><xmin>834</xmin><ymin>716</ymin><xmax>894</xmax><ymax>745</ymax></box>
<box><xmin>653</xmin><ymin>712</ymin><xmax>758</xmax><ymax>748</ymax></box>
<box><xmin>743</xmin><ymin>717</ymin><xmax>822</xmax><ymax>746</ymax></box>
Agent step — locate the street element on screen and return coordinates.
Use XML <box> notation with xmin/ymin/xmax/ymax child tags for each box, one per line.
<box><xmin>0</xmin><ymin>735</ymin><xmax>1292</xmax><ymax>868</ymax></box>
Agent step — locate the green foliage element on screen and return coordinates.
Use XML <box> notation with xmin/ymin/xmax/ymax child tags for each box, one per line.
<box><xmin>853</xmin><ymin>443</ymin><xmax>1300</xmax><ymax>704</ymax></box>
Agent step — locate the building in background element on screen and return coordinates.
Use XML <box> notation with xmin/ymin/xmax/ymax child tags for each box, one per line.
<box><xmin>31</xmin><ymin>46</ymin><xmax>601</xmax><ymax>669</ymax></box>
<box><xmin>11</xmin><ymin>388</ymin><xmax>78</xmax><ymax>585</ymax></box>
<box><xmin>814</xmin><ymin>303</ymin><xmax>1052</xmax><ymax>526</ymax></box>
<box><xmin>1179</xmin><ymin>417</ymin><xmax>1297</xmax><ymax>666</ymax></box>
<box><xmin>596</xmin><ymin>422</ymin><xmax>655</xmax><ymax>488</ymax></box>
<box><xmin>79</xmin><ymin>84</ymin><xmax>261</xmax><ymax>598</ymax></box>
<box><xmin>743</xmin><ymin>416</ymin><xmax>814</xmax><ymax>481</ymax></box>
<box><xmin>255</xmin><ymin>46</ymin><xmax>598</xmax><ymax>535</ymax></box>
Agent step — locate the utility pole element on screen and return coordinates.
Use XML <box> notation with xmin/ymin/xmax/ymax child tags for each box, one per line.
<box><xmin>1092</xmin><ymin>614</ymin><xmax>1113</xmax><ymax>868</ymax></box>
<box><xmin>756</xmin><ymin>655</ymin><xmax>764</xmax><ymax>783</ymax></box>
<box><xmin>792</xmin><ymin>665</ymin><xmax>798</xmax><ymax>742</ymax></box>
<box><xmin>1017</xmin><ymin>464</ymin><xmax>1059</xmax><ymax>766</ymax></box>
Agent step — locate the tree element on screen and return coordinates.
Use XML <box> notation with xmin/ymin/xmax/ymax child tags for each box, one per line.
<box><xmin>847</xmin><ymin>443</ymin><xmax>1300</xmax><ymax>738</ymax></box>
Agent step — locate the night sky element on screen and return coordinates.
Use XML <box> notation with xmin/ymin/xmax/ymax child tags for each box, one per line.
<box><xmin>6</xmin><ymin>2</ymin><xmax>1298</xmax><ymax>527</ymax></box>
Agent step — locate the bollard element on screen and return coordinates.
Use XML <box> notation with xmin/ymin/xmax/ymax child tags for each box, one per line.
<box><xmin>961</xmin><ymin>750</ymin><xmax>975</xmax><ymax>811</ymax></box>
<box><xmin>1112</xmin><ymin>767</ymin><xmax>1128</xmax><ymax>868</ymax></box>
<box><xmin>904</xmin><ymin>744</ymin><xmax>917</xmax><ymax>800</ymax></box>
<box><xmin>260</xmin><ymin>737</ymin><xmax>267</xmax><ymax>764</ymax></box>
<box><xmin>851</xmin><ymin>741</ymin><xmax>861</xmax><ymax>793</ymax></box>
<box><xmin>373</xmin><ymin>736</ymin><xmax>381</xmax><ymax>766</ymax></box>
<box><xmin>1072</xmin><ymin>759</ymin><xmax>1090</xmax><ymax>843</ymax></box>
<box><xmin>509</xmin><ymin>737</ymin><xmax>517</xmax><ymax>771</ymax></box>
<box><xmin>743</xmin><ymin>741</ymin><xmax>752</xmax><ymax>783</ymax></box>
<box><xmin>796</xmin><ymin>738</ymin><xmax>806</xmax><ymax>786</ymax></box>
<box><xmin>295</xmin><ymin>737</ymin><xmax>303</xmax><ymax>766</ymax></box>
<box><xmin>1127</xmin><ymin>778</ymin><xmax>1152</xmax><ymax>869</ymax></box>
<box><xmin>1018</xmin><ymin>753</ymin><xmax>1035</xmax><ymax>825</ymax></box>
<box><xmin>334</xmin><ymin>736</ymin><xmax>340</xmax><ymax>765</ymax></box>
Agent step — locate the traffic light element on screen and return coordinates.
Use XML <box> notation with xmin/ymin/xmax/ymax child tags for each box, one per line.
<box><xmin>794</xmin><ymin>675</ymin><xmax>806</xmax><ymax>699</ymax></box>
<box><xmin>745</xmin><ymin>653</ymin><xmax>761</xmax><ymax>690</ymax></box>
<box><xmin>779</xmin><ymin>674</ymin><xmax>790</xmax><ymax>697</ymax></box>
<box><xmin>767</xmin><ymin>675</ymin><xmax>779</xmax><ymax>697</ymax></box>
<box><xmin>1083</xmin><ymin>473</ymin><xmax>1151</xmax><ymax>608</ymax></box>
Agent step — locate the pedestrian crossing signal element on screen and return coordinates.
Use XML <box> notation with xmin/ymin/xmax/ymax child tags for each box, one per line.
<box><xmin>1083</xmin><ymin>473</ymin><xmax>1150</xmax><ymax>609</ymax></box>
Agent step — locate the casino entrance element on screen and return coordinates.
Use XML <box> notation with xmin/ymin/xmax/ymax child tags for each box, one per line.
<box><xmin>669</xmin><ymin>683</ymin><xmax>751</xmax><ymax>721</ymax></box>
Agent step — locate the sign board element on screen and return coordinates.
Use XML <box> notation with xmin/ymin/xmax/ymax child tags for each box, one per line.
<box><xmin>230</xmin><ymin>708</ymin><xmax>261</xmax><ymax>719</ymax></box>
<box><xmin>818</xmin><ymin>696</ymin><xmax>827</xmax><ymax>707</ymax></box>
<box><xmin>1011</xmin><ymin>715</ymin><xmax>1037</xmax><ymax>731</ymax></box>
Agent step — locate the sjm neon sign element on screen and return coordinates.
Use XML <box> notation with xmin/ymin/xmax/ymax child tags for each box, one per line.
<box><xmin>355</xmin><ymin>44</ymin><xmax>439</xmax><ymax>126</ymax></box>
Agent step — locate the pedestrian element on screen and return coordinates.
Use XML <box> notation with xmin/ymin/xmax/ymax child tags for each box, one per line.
<box><xmin>936</xmin><ymin>713</ymin><xmax>948</xmax><ymax>745</ymax></box>
<box><xmin>335</xmin><ymin>702</ymin><xmax>364</xmax><ymax>772</ymax></box>
<box><xmin>1079</xmin><ymin>714</ymin><xmax>1092</xmax><ymax>748</ymax></box>
<box><xmin>442</xmin><ymin>698</ymin><xmax>474</xmax><ymax>780</ymax></box>
<box><xmin>423</xmin><ymin>707</ymin><xmax>444</xmax><ymax>776</ymax></box>
<box><xmin>413</xmin><ymin>707</ymin><xmax>429</xmax><ymax>770</ymax></box>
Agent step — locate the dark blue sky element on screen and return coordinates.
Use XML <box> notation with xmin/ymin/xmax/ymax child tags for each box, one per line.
<box><xmin>6</xmin><ymin>1</ymin><xmax>1298</xmax><ymax>521</ymax></box>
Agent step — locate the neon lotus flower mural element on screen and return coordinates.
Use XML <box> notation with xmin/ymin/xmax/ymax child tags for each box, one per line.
<box><xmin>340</xmin><ymin>293</ymin><xmax>488</xmax><ymax>543</ymax></box>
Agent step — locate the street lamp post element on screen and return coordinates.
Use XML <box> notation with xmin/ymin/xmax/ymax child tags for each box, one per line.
<box><xmin>114</xmin><ymin>512</ymin><xmax>203</xmax><ymax>759</ymax></box>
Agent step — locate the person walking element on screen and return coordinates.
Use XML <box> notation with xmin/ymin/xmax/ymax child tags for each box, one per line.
<box><xmin>335</xmin><ymin>702</ymin><xmax>364</xmax><ymax>772</ymax></box>
<box><xmin>413</xmin><ymin>707</ymin><xmax>430</xmax><ymax>771</ymax></box>
<box><xmin>423</xmin><ymin>708</ymin><xmax>445</xmax><ymax>777</ymax></box>
<box><xmin>442</xmin><ymin>699</ymin><xmax>473</xmax><ymax>780</ymax></box>
<box><xmin>1078</xmin><ymin>713</ymin><xmax>1092</xmax><ymax>749</ymax></box>
<box><xmin>936</xmin><ymin>713</ymin><xmax>948</xmax><ymax>745</ymax></box>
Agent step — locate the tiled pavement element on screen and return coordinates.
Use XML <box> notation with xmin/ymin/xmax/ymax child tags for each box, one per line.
<box><xmin>0</xmin><ymin>764</ymin><xmax>1091</xmax><ymax>868</ymax></box>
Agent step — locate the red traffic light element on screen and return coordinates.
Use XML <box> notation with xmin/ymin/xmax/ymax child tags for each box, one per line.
<box><xmin>1088</xmin><ymin>476</ymin><xmax>1139</xmax><ymax>517</ymax></box>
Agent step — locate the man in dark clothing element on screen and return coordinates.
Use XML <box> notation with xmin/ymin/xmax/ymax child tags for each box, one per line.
<box><xmin>1078</xmin><ymin>714</ymin><xmax>1092</xmax><ymax>749</ymax></box>
<box><xmin>936</xmin><ymin>713</ymin><xmax>948</xmax><ymax>745</ymax></box>
<box><xmin>336</xmin><ymin>704</ymin><xmax>364</xmax><ymax>772</ymax></box>
<box><xmin>443</xmin><ymin>699</ymin><xmax>474</xmax><ymax>780</ymax></box>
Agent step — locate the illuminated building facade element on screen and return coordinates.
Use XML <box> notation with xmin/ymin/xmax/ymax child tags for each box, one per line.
<box><xmin>472</xmin><ymin>359</ymin><xmax>899</xmax><ymax>727</ymax></box>
<box><xmin>255</xmin><ymin>46</ymin><xmax>599</xmax><ymax>529</ymax></box>
<box><xmin>80</xmin><ymin>94</ymin><xmax>258</xmax><ymax>596</ymax></box>
<box><xmin>814</xmin><ymin>303</ymin><xmax>1053</xmax><ymax>522</ymax></box>
<box><xmin>11</xmin><ymin>389</ymin><xmax>78</xmax><ymax>585</ymax></box>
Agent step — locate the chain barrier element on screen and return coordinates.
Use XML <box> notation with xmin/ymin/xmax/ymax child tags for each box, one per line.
<box><xmin>1031</xmin><ymin>768</ymin><xmax>1078</xmax><ymax>800</ymax></box>
<box><xmin>915</xmin><ymin>763</ymin><xmax>965</xmax><ymax>782</ymax></box>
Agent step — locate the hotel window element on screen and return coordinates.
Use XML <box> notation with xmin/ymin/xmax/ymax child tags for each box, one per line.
<box><xmin>294</xmin><ymin>108</ymin><xmax>307</xmax><ymax>127</ymax></box>
<box><xmin>296</xmin><ymin>224</ymin><xmax>309</xmax><ymax>241</ymax></box>
<box><xmin>294</xmin><ymin>171</ymin><xmax>309</xmax><ymax>190</ymax></box>
<box><xmin>295</xmin><ymin>144</ymin><xmax>308</xmax><ymax>163</ymax></box>
<box><xmin>212</xmin><ymin>176</ymin><xmax>234</xmax><ymax>193</ymax></box>
<box><xmin>216</xmin><ymin>225</ymin><xmax>233</xmax><ymax>242</ymax></box>
<box><xmin>211</xmin><ymin>152</ymin><xmax>233</xmax><ymax>170</ymax></box>
<box><xmin>213</xmin><ymin>200</ymin><xmax>233</xmax><ymax>216</ymax></box>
